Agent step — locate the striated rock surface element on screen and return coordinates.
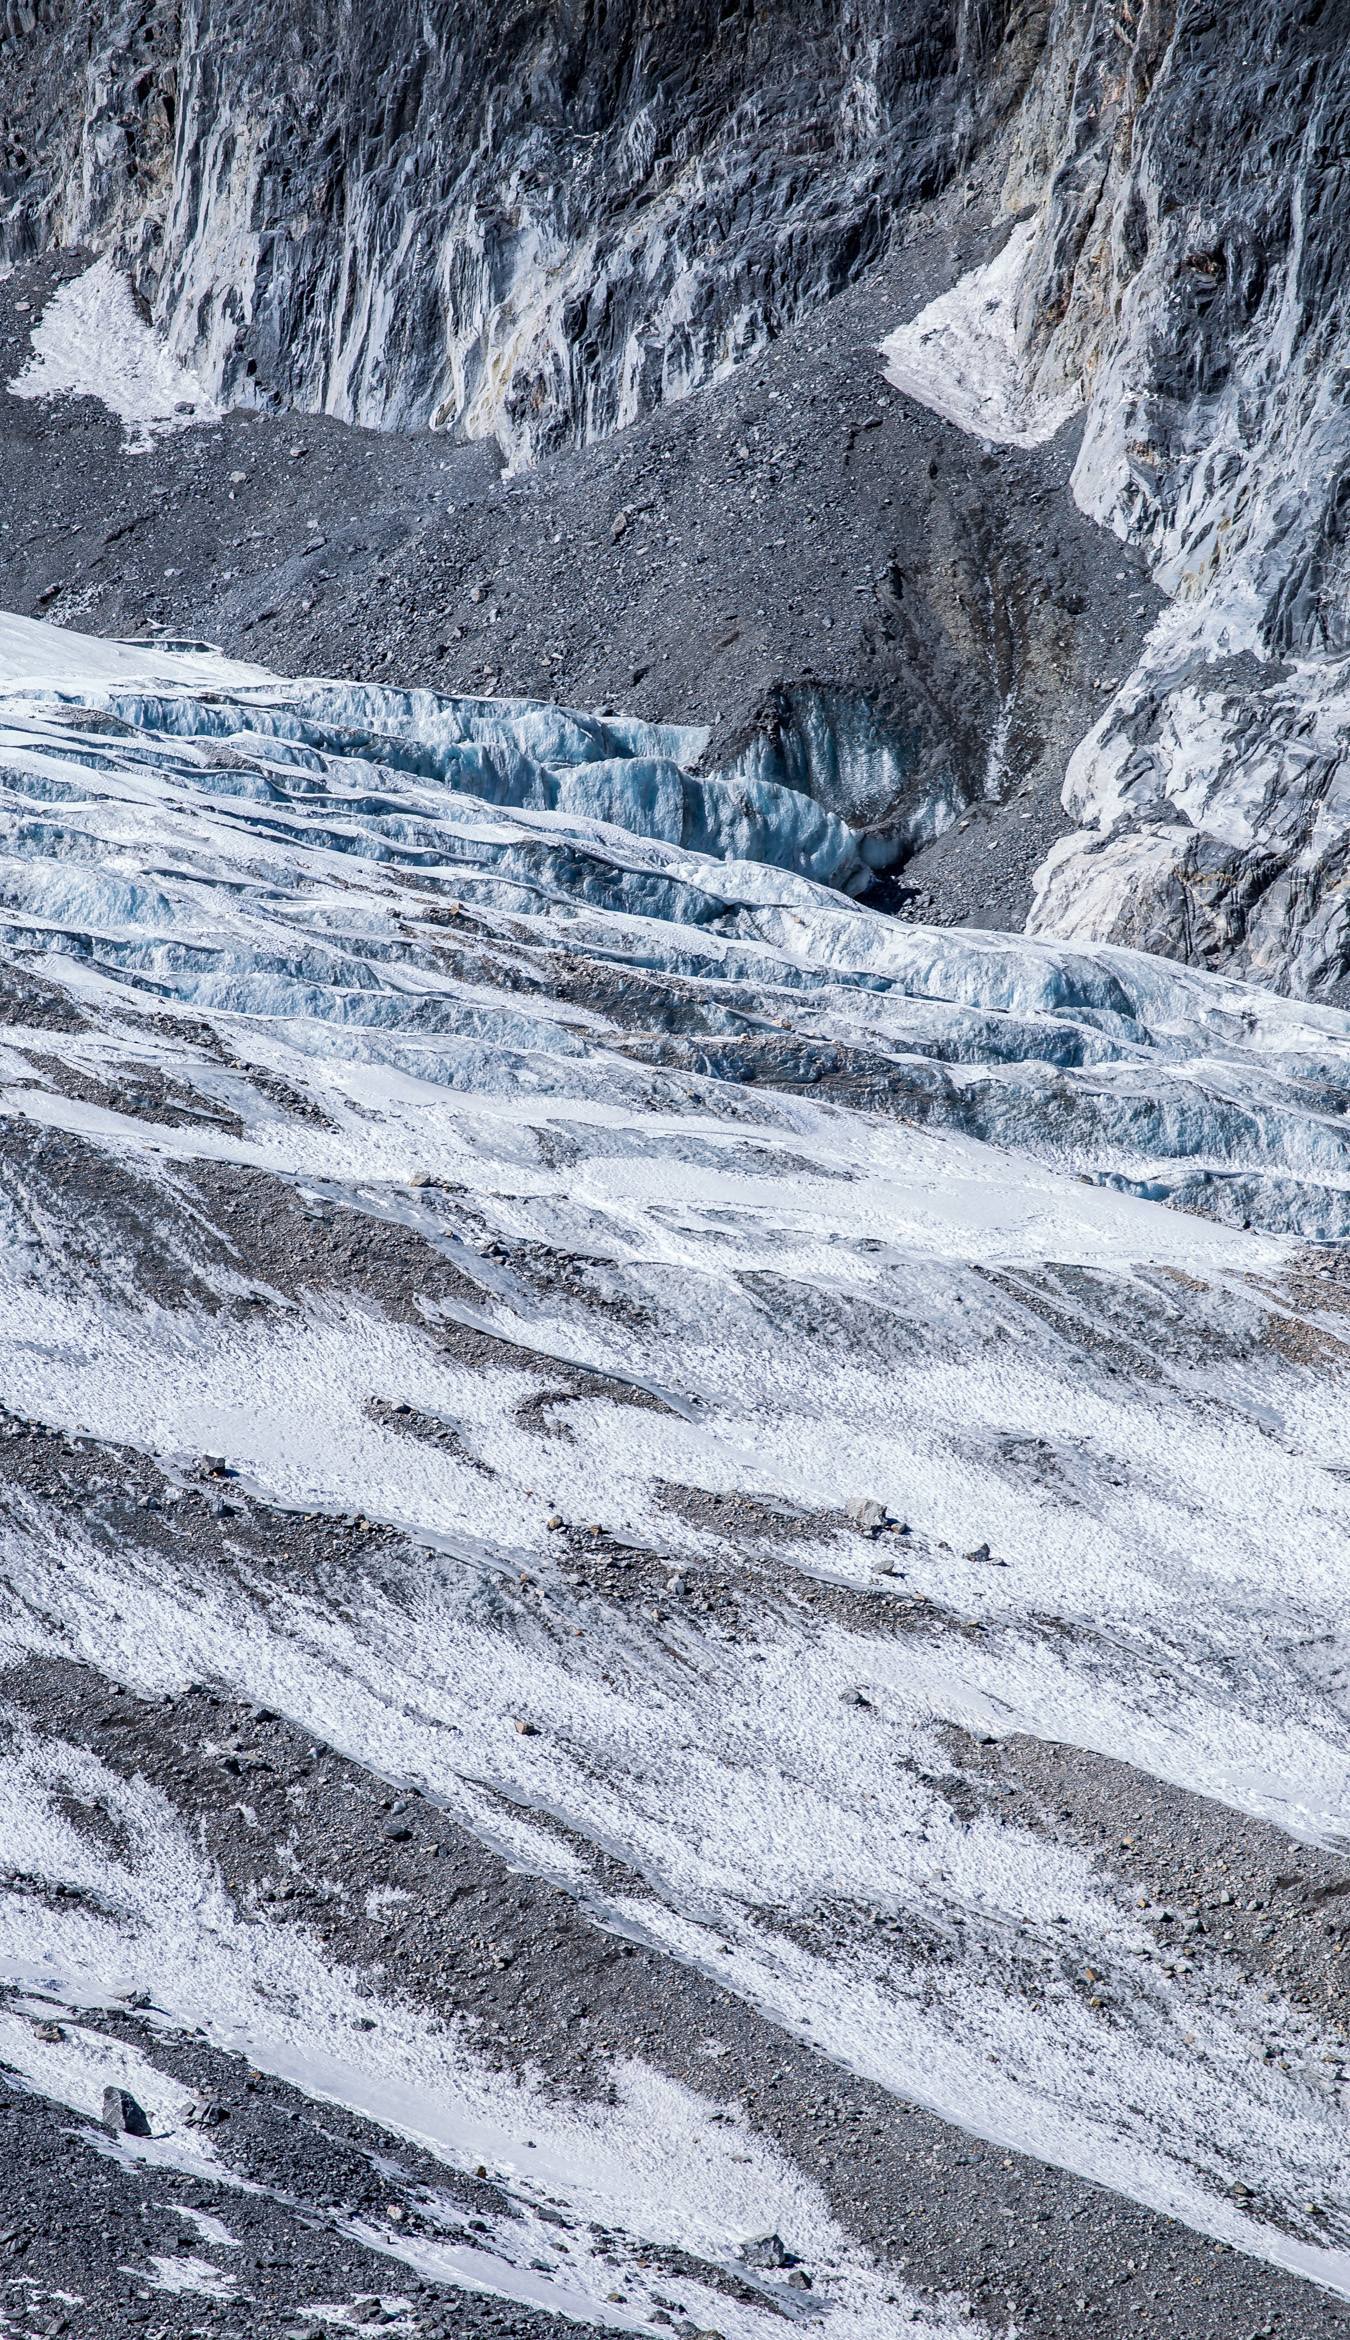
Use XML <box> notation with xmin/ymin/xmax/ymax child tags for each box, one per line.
<box><xmin>7</xmin><ymin>5</ymin><xmax>1350</xmax><ymax>990</ymax></box>
<box><xmin>1008</xmin><ymin>3</ymin><xmax>1350</xmax><ymax>990</ymax></box>
<box><xmin>1</xmin><ymin>0</ymin><xmax>1027</xmax><ymax>461</ymax></box>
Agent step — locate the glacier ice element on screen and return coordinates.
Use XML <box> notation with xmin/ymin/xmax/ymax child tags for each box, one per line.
<box><xmin>3</xmin><ymin>616</ymin><xmax>1350</xmax><ymax>1233</ymax></box>
<box><xmin>722</xmin><ymin>685</ymin><xmax>962</xmax><ymax>866</ymax></box>
<box><xmin>4</xmin><ymin>617</ymin><xmax>1350</xmax><ymax>2301</ymax></box>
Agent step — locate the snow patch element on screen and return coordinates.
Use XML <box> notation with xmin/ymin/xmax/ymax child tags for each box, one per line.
<box><xmin>880</xmin><ymin>220</ymin><xmax>1081</xmax><ymax>449</ymax></box>
<box><xmin>144</xmin><ymin>2254</ymin><xmax>239</xmax><ymax>2300</ymax></box>
<box><xmin>8</xmin><ymin>260</ymin><xmax>221</xmax><ymax>453</ymax></box>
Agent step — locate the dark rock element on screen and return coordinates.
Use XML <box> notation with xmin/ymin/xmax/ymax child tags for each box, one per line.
<box><xmin>100</xmin><ymin>2086</ymin><xmax>150</xmax><ymax>2138</ymax></box>
<box><xmin>185</xmin><ymin>2098</ymin><xmax>230</xmax><ymax>2127</ymax></box>
<box><xmin>740</xmin><ymin>2233</ymin><xmax>798</xmax><ymax>2270</ymax></box>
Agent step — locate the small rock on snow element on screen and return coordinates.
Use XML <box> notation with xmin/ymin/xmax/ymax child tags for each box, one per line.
<box><xmin>101</xmin><ymin>2085</ymin><xmax>151</xmax><ymax>2137</ymax></box>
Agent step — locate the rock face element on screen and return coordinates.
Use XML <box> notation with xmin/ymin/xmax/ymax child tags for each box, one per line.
<box><xmin>1011</xmin><ymin>2</ymin><xmax>1350</xmax><ymax>996</ymax></box>
<box><xmin>3</xmin><ymin>1</ymin><xmax>1350</xmax><ymax>996</ymax></box>
<box><xmin>0</xmin><ymin>0</ymin><xmax>1025</xmax><ymax>462</ymax></box>
<box><xmin>1029</xmin><ymin>629</ymin><xmax>1350</xmax><ymax>997</ymax></box>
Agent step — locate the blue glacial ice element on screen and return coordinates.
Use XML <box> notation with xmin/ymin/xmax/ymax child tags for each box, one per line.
<box><xmin>6</xmin><ymin>614</ymin><xmax>1350</xmax><ymax>1238</ymax></box>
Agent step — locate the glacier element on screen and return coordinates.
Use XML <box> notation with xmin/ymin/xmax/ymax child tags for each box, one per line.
<box><xmin>3</xmin><ymin>616</ymin><xmax>1350</xmax><ymax>2327</ymax></box>
<box><xmin>5</xmin><ymin>5</ymin><xmax>1350</xmax><ymax>2331</ymax></box>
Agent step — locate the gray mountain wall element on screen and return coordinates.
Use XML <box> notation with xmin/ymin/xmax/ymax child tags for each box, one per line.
<box><xmin>0</xmin><ymin>0</ymin><xmax>1027</xmax><ymax>460</ymax></box>
<box><xmin>7</xmin><ymin>0</ymin><xmax>1350</xmax><ymax>993</ymax></box>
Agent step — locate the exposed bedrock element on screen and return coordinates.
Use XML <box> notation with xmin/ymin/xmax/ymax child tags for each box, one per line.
<box><xmin>7</xmin><ymin>0</ymin><xmax>1347</xmax><ymax>581</ymax></box>
<box><xmin>1001</xmin><ymin>1</ymin><xmax>1350</xmax><ymax>990</ymax></box>
<box><xmin>6</xmin><ymin>2</ymin><xmax>1350</xmax><ymax>983</ymax></box>
<box><xmin>0</xmin><ymin>0</ymin><xmax>1033</xmax><ymax>461</ymax></box>
<box><xmin>1030</xmin><ymin>629</ymin><xmax>1350</xmax><ymax>999</ymax></box>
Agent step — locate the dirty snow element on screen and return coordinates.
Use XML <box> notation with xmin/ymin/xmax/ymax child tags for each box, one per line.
<box><xmin>1</xmin><ymin>619</ymin><xmax>1350</xmax><ymax>2310</ymax></box>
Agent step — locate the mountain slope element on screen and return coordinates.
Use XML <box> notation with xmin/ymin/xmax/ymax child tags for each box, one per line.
<box><xmin>5</xmin><ymin>4</ymin><xmax>1350</xmax><ymax>990</ymax></box>
<box><xmin>1</xmin><ymin>7</ymin><xmax>1350</xmax><ymax>2333</ymax></box>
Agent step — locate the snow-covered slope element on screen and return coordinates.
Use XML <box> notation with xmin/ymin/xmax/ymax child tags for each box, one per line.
<box><xmin>3</xmin><ymin>617</ymin><xmax>1350</xmax><ymax>2333</ymax></box>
